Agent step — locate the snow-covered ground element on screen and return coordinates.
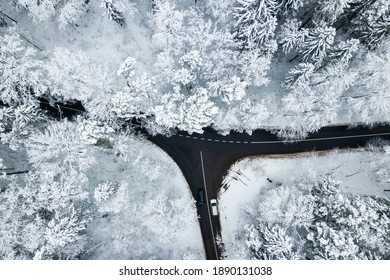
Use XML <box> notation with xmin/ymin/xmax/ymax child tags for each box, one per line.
<box><xmin>85</xmin><ymin>137</ymin><xmax>204</xmax><ymax>260</ymax></box>
<box><xmin>219</xmin><ymin>148</ymin><xmax>390</xmax><ymax>259</ymax></box>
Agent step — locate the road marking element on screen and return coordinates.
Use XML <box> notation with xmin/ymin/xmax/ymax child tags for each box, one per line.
<box><xmin>236</xmin><ymin>141</ymin><xmax>241</xmax><ymax>143</ymax></box>
<box><xmin>185</xmin><ymin>135</ymin><xmax>191</xmax><ymax>138</ymax></box>
<box><xmin>200</xmin><ymin>151</ymin><xmax>219</xmax><ymax>259</ymax></box>
<box><xmin>179</xmin><ymin>134</ymin><xmax>184</xmax><ymax>137</ymax></box>
<box><xmin>243</xmin><ymin>141</ymin><xmax>249</xmax><ymax>144</ymax></box>
<box><xmin>222</xmin><ymin>140</ymin><xmax>227</xmax><ymax>143</ymax></box>
<box><xmin>250</xmin><ymin>132</ymin><xmax>390</xmax><ymax>144</ymax></box>
<box><xmin>215</xmin><ymin>140</ymin><xmax>220</xmax><ymax>142</ymax></box>
<box><xmin>207</xmin><ymin>139</ymin><xmax>212</xmax><ymax>141</ymax></box>
<box><xmin>229</xmin><ymin>141</ymin><xmax>234</xmax><ymax>143</ymax></box>
<box><xmin>201</xmin><ymin>137</ymin><xmax>205</xmax><ymax>141</ymax></box>
<box><xmin>193</xmin><ymin>136</ymin><xmax>198</xmax><ymax>139</ymax></box>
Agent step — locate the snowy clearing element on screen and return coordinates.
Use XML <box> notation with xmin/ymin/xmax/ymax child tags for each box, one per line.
<box><xmin>220</xmin><ymin>148</ymin><xmax>390</xmax><ymax>259</ymax></box>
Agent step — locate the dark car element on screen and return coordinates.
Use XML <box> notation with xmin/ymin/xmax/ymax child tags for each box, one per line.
<box><xmin>197</xmin><ymin>189</ymin><xmax>205</xmax><ymax>205</ymax></box>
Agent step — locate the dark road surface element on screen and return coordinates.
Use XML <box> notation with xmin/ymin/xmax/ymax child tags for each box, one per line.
<box><xmin>147</xmin><ymin>125</ymin><xmax>390</xmax><ymax>260</ymax></box>
<box><xmin>38</xmin><ymin>100</ymin><xmax>390</xmax><ymax>260</ymax></box>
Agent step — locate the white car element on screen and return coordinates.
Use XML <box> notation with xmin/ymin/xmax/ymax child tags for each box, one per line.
<box><xmin>210</xmin><ymin>199</ymin><xmax>218</xmax><ymax>217</ymax></box>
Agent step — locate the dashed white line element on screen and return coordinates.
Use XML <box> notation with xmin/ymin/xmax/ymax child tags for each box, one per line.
<box><xmin>215</xmin><ymin>140</ymin><xmax>220</xmax><ymax>142</ymax></box>
<box><xmin>185</xmin><ymin>135</ymin><xmax>191</xmax><ymax>138</ymax></box>
<box><xmin>229</xmin><ymin>141</ymin><xmax>234</xmax><ymax>143</ymax></box>
<box><xmin>179</xmin><ymin>134</ymin><xmax>184</xmax><ymax>137</ymax></box>
<box><xmin>243</xmin><ymin>141</ymin><xmax>249</xmax><ymax>144</ymax></box>
<box><xmin>200</xmin><ymin>138</ymin><xmax>205</xmax><ymax>141</ymax></box>
<box><xmin>222</xmin><ymin>140</ymin><xmax>227</xmax><ymax>143</ymax></box>
<box><xmin>207</xmin><ymin>139</ymin><xmax>213</xmax><ymax>141</ymax></box>
<box><xmin>236</xmin><ymin>141</ymin><xmax>241</xmax><ymax>144</ymax></box>
<box><xmin>250</xmin><ymin>132</ymin><xmax>390</xmax><ymax>144</ymax></box>
<box><xmin>193</xmin><ymin>136</ymin><xmax>198</xmax><ymax>139</ymax></box>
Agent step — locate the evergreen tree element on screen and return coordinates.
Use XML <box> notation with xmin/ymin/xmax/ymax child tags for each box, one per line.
<box><xmin>101</xmin><ymin>0</ymin><xmax>125</xmax><ymax>26</ymax></box>
<box><xmin>233</xmin><ymin>0</ymin><xmax>279</xmax><ymax>50</ymax></box>
<box><xmin>278</xmin><ymin>19</ymin><xmax>308</xmax><ymax>53</ymax></box>
<box><xmin>300</xmin><ymin>22</ymin><xmax>335</xmax><ymax>63</ymax></box>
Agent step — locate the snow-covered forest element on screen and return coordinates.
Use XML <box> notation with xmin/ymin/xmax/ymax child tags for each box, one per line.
<box><xmin>1</xmin><ymin>0</ymin><xmax>390</xmax><ymax>260</ymax></box>
<box><xmin>220</xmin><ymin>142</ymin><xmax>390</xmax><ymax>260</ymax></box>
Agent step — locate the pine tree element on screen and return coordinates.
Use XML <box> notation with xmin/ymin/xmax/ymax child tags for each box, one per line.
<box><xmin>300</xmin><ymin>22</ymin><xmax>335</xmax><ymax>63</ymax></box>
<box><xmin>233</xmin><ymin>0</ymin><xmax>279</xmax><ymax>49</ymax></box>
<box><xmin>348</xmin><ymin>41</ymin><xmax>390</xmax><ymax>123</ymax></box>
<box><xmin>101</xmin><ymin>0</ymin><xmax>125</xmax><ymax>26</ymax></box>
<box><xmin>284</xmin><ymin>62</ymin><xmax>315</xmax><ymax>89</ymax></box>
<box><xmin>278</xmin><ymin>19</ymin><xmax>308</xmax><ymax>53</ymax></box>
<box><xmin>328</xmin><ymin>39</ymin><xmax>360</xmax><ymax>64</ymax></box>
<box><xmin>317</xmin><ymin>0</ymin><xmax>354</xmax><ymax>23</ymax></box>
<box><xmin>361</xmin><ymin>15</ymin><xmax>390</xmax><ymax>49</ymax></box>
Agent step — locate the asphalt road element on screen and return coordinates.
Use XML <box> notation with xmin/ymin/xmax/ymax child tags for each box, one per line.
<box><xmin>37</xmin><ymin>100</ymin><xmax>390</xmax><ymax>260</ymax></box>
<box><xmin>146</xmin><ymin>124</ymin><xmax>390</xmax><ymax>260</ymax></box>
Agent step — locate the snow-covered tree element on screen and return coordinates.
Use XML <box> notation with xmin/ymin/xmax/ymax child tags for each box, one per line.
<box><xmin>283</xmin><ymin>62</ymin><xmax>315</xmax><ymax>89</ymax></box>
<box><xmin>0</xmin><ymin>103</ymin><xmax>43</xmax><ymax>150</ymax></box>
<box><xmin>117</xmin><ymin>56</ymin><xmax>136</xmax><ymax>80</ymax></box>
<box><xmin>94</xmin><ymin>181</ymin><xmax>128</xmax><ymax>214</ymax></box>
<box><xmin>245</xmin><ymin>222</ymin><xmax>303</xmax><ymax>260</ymax></box>
<box><xmin>44</xmin><ymin>208</ymin><xmax>88</xmax><ymax>258</ymax></box>
<box><xmin>317</xmin><ymin>0</ymin><xmax>354</xmax><ymax>23</ymax></box>
<box><xmin>277</xmin><ymin>0</ymin><xmax>305</xmax><ymax>13</ymax></box>
<box><xmin>151</xmin><ymin>0</ymin><xmax>185</xmax><ymax>51</ymax></box>
<box><xmin>142</xmin><ymin>191</ymin><xmax>197</xmax><ymax>243</ymax></box>
<box><xmin>239</xmin><ymin>99</ymin><xmax>270</xmax><ymax>133</ymax></box>
<box><xmin>240</xmin><ymin>49</ymin><xmax>271</xmax><ymax>87</ymax></box>
<box><xmin>328</xmin><ymin>39</ymin><xmax>360</xmax><ymax>64</ymax></box>
<box><xmin>26</xmin><ymin>120</ymin><xmax>94</xmax><ymax>171</ymax></box>
<box><xmin>220</xmin><ymin>76</ymin><xmax>247</xmax><ymax>103</ymax></box>
<box><xmin>15</xmin><ymin>0</ymin><xmax>57</xmax><ymax>22</ymax></box>
<box><xmin>77</xmin><ymin>117</ymin><xmax>115</xmax><ymax>145</ymax></box>
<box><xmin>307</xmin><ymin>221</ymin><xmax>359</xmax><ymax>259</ymax></box>
<box><xmin>309</xmin><ymin>177</ymin><xmax>390</xmax><ymax>259</ymax></box>
<box><xmin>233</xmin><ymin>0</ymin><xmax>279</xmax><ymax>49</ymax></box>
<box><xmin>348</xmin><ymin>42</ymin><xmax>390</xmax><ymax>123</ymax></box>
<box><xmin>361</xmin><ymin>15</ymin><xmax>390</xmax><ymax>49</ymax></box>
<box><xmin>101</xmin><ymin>0</ymin><xmax>125</xmax><ymax>26</ymax></box>
<box><xmin>278</xmin><ymin>19</ymin><xmax>307</xmax><ymax>53</ymax></box>
<box><xmin>45</xmin><ymin>47</ymin><xmax>111</xmax><ymax>102</ymax></box>
<box><xmin>0</xmin><ymin>163</ymin><xmax>91</xmax><ymax>260</ymax></box>
<box><xmin>0</xmin><ymin>6</ymin><xmax>7</xmax><ymax>27</ymax></box>
<box><xmin>94</xmin><ymin>181</ymin><xmax>117</xmax><ymax>203</ymax></box>
<box><xmin>257</xmin><ymin>185</ymin><xmax>314</xmax><ymax>228</ymax></box>
<box><xmin>14</xmin><ymin>0</ymin><xmax>87</xmax><ymax>26</ymax></box>
<box><xmin>299</xmin><ymin>22</ymin><xmax>335</xmax><ymax>63</ymax></box>
<box><xmin>58</xmin><ymin>0</ymin><xmax>86</xmax><ymax>29</ymax></box>
<box><xmin>177</xmin><ymin>88</ymin><xmax>218</xmax><ymax>133</ymax></box>
<box><xmin>0</xmin><ymin>29</ymin><xmax>46</xmax><ymax>105</ymax></box>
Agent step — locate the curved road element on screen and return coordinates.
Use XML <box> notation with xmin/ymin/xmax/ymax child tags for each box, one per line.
<box><xmin>146</xmin><ymin>125</ymin><xmax>390</xmax><ymax>260</ymax></box>
<box><xmin>38</xmin><ymin>100</ymin><xmax>390</xmax><ymax>260</ymax></box>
